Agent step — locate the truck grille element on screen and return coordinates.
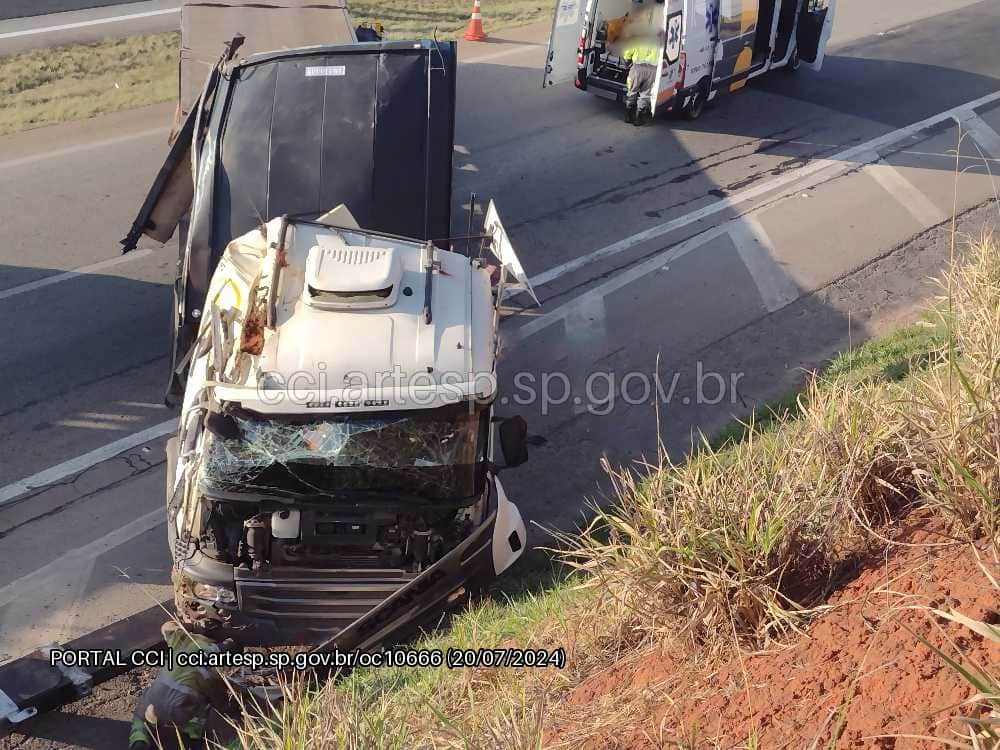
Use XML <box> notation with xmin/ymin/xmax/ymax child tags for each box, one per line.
<box><xmin>235</xmin><ymin>567</ymin><xmax>418</xmax><ymax>638</ymax></box>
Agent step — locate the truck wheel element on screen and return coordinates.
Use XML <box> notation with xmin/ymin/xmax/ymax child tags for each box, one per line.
<box><xmin>682</xmin><ymin>83</ymin><xmax>707</xmax><ymax>121</ymax></box>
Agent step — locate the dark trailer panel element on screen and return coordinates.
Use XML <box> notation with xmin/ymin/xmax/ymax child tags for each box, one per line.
<box><xmin>124</xmin><ymin>40</ymin><xmax>457</xmax><ymax>395</ymax></box>
<box><xmin>207</xmin><ymin>44</ymin><xmax>456</xmax><ymax>252</ymax></box>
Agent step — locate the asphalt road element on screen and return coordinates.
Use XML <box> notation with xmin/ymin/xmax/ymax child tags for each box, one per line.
<box><xmin>2</xmin><ymin>0</ymin><xmax>1000</xmax><ymax>746</ymax></box>
<box><xmin>0</xmin><ymin>1</ymin><xmax>179</xmax><ymax>55</ymax></box>
<box><xmin>0</xmin><ymin>0</ymin><xmax>147</xmax><ymax>22</ymax></box>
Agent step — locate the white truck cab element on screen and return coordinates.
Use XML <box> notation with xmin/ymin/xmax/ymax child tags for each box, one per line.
<box><xmin>167</xmin><ymin>208</ymin><xmax>537</xmax><ymax>646</ymax></box>
<box><xmin>544</xmin><ymin>0</ymin><xmax>837</xmax><ymax>119</ymax></box>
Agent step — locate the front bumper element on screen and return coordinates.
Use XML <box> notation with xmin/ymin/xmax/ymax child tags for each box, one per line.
<box><xmin>174</xmin><ymin>503</ymin><xmax>524</xmax><ymax>647</ymax></box>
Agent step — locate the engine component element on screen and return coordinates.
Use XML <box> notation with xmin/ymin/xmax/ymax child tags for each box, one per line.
<box><xmin>270</xmin><ymin>509</ymin><xmax>300</xmax><ymax>540</ymax></box>
<box><xmin>243</xmin><ymin>516</ymin><xmax>270</xmax><ymax>570</ymax></box>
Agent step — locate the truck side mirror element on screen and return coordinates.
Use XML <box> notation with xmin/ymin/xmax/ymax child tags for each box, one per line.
<box><xmin>498</xmin><ymin>416</ymin><xmax>529</xmax><ymax>469</ymax></box>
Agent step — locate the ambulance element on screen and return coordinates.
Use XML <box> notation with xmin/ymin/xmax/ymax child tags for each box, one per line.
<box><xmin>544</xmin><ymin>0</ymin><xmax>836</xmax><ymax>119</ymax></box>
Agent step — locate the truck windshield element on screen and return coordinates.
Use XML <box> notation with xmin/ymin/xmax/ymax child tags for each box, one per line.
<box><xmin>200</xmin><ymin>408</ymin><xmax>487</xmax><ymax>502</ymax></box>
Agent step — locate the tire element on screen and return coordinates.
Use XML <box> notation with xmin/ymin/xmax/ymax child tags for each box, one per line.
<box><xmin>682</xmin><ymin>83</ymin><xmax>707</xmax><ymax>121</ymax></box>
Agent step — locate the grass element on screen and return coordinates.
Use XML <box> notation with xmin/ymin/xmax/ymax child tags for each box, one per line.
<box><xmin>0</xmin><ymin>32</ymin><xmax>178</xmax><ymax>136</ymax></box>
<box><xmin>231</xmin><ymin>235</ymin><xmax>1000</xmax><ymax>748</ymax></box>
<box><xmin>0</xmin><ymin>1</ymin><xmax>550</xmax><ymax>137</ymax></box>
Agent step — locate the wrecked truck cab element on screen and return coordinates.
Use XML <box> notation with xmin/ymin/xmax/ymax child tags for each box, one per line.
<box><xmin>167</xmin><ymin>212</ymin><xmax>534</xmax><ymax>646</ymax></box>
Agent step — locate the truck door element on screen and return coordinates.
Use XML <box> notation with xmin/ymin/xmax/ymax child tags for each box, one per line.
<box><xmin>543</xmin><ymin>0</ymin><xmax>590</xmax><ymax>87</ymax></box>
<box><xmin>796</xmin><ymin>0</ymin><xmax>836</xmax><ymax>71</ymax></box>
<box><xmin>649</xmin><ymin>4</ymin><xmax>677</xmax><ymax>116</ymax></box>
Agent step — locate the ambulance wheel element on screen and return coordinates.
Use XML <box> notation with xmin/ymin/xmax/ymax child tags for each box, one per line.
<box><xmin>786</xmin><ymin>47</ymin><xmax>801</xmax><ymax>72</ymax></box>
<box><xmin>682</xmin><ymin>83</ymin><xmax>707</xmax><ymax>121</ymax></box>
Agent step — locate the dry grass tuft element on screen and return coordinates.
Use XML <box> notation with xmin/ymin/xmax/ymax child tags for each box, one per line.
<box><xmin>0</xmin><ymin>33</ymin><xmax>178</xmax><ymax>136</ymax></box>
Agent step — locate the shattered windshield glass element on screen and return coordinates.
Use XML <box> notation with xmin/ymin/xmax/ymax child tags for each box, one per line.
<box><xmin>201</xmin><ymin>409</ymin><xmax>486</xmax><ymax>501</ymax></box>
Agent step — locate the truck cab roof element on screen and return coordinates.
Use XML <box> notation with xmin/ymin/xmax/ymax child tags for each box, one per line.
<box><xmin>204</xmin><ymin>217</ymin><xmax>500</xmax><ymax>416</ymax></box>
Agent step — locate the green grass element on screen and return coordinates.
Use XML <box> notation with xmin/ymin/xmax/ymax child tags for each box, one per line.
<box><xmin>0</xmin><ymin>32</ymin><xmax>178</xmax><ymax>136</ymax></box>
<box><xmin>710</xmin><ymin>318</ymin><xmax>948</xmax><ymax>449</ymax></box>
<box><xmin>0</xmin><ymin>1</ymin><xmax>550</xmax><ymax>137</ymax></box>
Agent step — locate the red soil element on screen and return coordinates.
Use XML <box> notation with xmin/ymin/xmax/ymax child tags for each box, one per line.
<box><xmin>561</xmin><ymin>525</ymin><xmax>1000</xmax><ymax>749</ymax></box>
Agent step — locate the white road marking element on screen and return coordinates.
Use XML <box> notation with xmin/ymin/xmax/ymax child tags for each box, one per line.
<box><xmin>564</xmin><ymin>295</ymin><xmax>609</xmax><ymax>414</ymax></box>
<box><xmin>0</xmin><ymin>507</ymin><xmax>164</xmax><ymax>609</ymax></box>
<box><xmin>728</xmin><ymin>215</ymin><xmax>799</xmax><ymax>313</ymax></box>
<box><xmin>0</xmin><ymin>419</ymin><xmax>174</xmax><ymax>507</ymax></box>
<box><xmin>507</xmin><ymin>223</ymin><xmax>732</xmax><ymax>348</ymax></box>
<box><xmin>53</xmin><ymin>557</ymin><xmax>97</xmax><ymax>644</ymax></box>
<box><xmin>0</xmin><ymin>248</ymin><xmax>153</xmax><ymax>302</ymax></box>
<box><xmin>0</xmin><ymin>127</ymin><xmax>168</xmax><ymax>171</ymax></box>
<box><xmin>0</xmin><ymin>7</ymin><xmax>180</xmax><ymax>41</ymax></box>
<box><xmin>56</xmin><ymin>419</ymin><xmax>142</xmax><ymax>431</ymax></box>
<box><xmin>862</xmin><ymin>154</ymin><xmax>950</xmax><ymax>228</ymax></box>
<box><xmin>529</xmin><ymin>89</ymin><xmax>1000</xmax><ymax>291</ymax></box>
<box><xmin>954</xmin><ymin>110</ymin><xmax>1000</xmax><ymax>159</ymax></box>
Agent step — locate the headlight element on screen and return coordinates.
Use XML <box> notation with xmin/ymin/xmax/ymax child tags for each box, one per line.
<box><xmin>192</xmin><ymin>583</ymin><xmax>237</xmax><ymax>604</ymax></box>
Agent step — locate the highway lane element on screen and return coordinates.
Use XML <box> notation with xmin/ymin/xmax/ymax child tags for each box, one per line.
<box><xmin>1</xmin><ymin>0</ymin><xmax>999</xmax><ymax>740</ymax></box>
<box><xmin>1</xmin><ymin>0</ymin><xmax>148</xmax><ymax>22</ymax></box>
<box><xmin>0</xmin><ymin>0</ymin><xmax>178</xmax><ymax>54</ymax></box>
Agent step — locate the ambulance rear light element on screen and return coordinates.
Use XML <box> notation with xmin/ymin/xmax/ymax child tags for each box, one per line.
<box><xmin>576</xmin><ymin>23</ymin><xmax>587</xmax><ymax>67</ymax></box>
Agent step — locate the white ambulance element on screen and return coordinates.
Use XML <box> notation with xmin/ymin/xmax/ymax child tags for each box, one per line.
<box><xmin>544</xmin><ymin>0</ymin><xmax>836</xmax><ymax>119</ymax></box>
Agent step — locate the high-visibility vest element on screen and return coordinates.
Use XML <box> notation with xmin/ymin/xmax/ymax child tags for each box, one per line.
<box><xmin>623</xmin><ymin>44</ymin><xmax>659</xmax><ymax>65</ymax></box>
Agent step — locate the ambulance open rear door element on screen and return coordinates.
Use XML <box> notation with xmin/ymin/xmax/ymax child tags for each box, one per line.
<box><xmin>796</xmin><ymin>0</ymin><xmax>837</xmax><ymax>71</ymax></box>
<box><xmin>651</xmin><ymin>4</ymin><xmax>683</xmax><ymax>115</ymax></box>
<box><xmin>544</xmin><ymin>0</ymin><xmax>589</xmax><ymax>87</ymax></box>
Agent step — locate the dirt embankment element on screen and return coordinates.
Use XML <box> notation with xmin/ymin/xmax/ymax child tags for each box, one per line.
<box><xmin>558</xmin><ymin>522</ymin><xmax>1000</xmax><ymax>748</ymax></box>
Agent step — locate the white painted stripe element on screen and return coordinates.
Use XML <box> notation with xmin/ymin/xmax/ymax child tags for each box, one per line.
<box><xmin>0</xmin><ymin>507</ymin><xmax>164</xmax><ymax>609</ymax></box>
<box><xmin>0</xmin><ymin>248</ymin><xmax>152</xmax><ymax>302</ymax></box>
<box><xmin>52</xmin><ymin>557</ymin><xmax>98</xmax><ymax>644</ymax></box>
<box><xmin>955</xmin><ymin>110</ymin><xmax>1000</xmax><ymax>159</ymax></box>
<box><xmin>507</xmin><ymin>224</ymin><xmax>732</xmax><ymax>348</ymax></box>
<box><xmin>863</xmin><ymin>156</ymin><xmax>949</xmax><ymax>228</ymax></box>
<box><xmin>528</xmin><ymin>89</ymin><xmax>1000</xmax><ymax>291</ymax></box>
<box><xmin>0</xmin><ymin>7</ymin><xmax>180</xmax><ymax>41</ymax></box>
<box><xmin>564</xmin><ymin>295</ymin><xmax>609</xmax><ymax>414</ymax></box>
<box><xmin>0</xmin><ymin>419</ymin><xmax>175</xmax><ymax>507</ymax></box>
<box><xmin>0</xmin><ymin>127</ymin><xmax>168</xmax><ymax>171</ymax></box>
<box><xmin>728</xmin><ymin>216</ymin><xmax>799</xmax><ymax>313</ymax></box>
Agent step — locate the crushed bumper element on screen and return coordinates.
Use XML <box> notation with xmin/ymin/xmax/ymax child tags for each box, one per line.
<box><xmin>175</xmin><ymin>507</ymin><xmax>515</xmax><ymax>648</ymax></box>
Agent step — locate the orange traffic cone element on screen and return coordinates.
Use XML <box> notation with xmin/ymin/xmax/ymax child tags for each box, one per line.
<box><xmin>463</xmin><ymin>0</ymin><xmax>488</xmax><ymax>41</ymax></box>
